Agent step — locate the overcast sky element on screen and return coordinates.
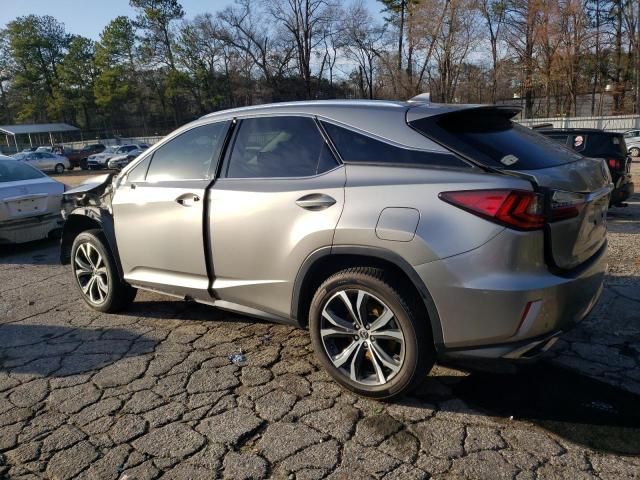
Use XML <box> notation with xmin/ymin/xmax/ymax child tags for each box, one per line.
<box><xmin>0</xmin><ymin>0</ymin><xmax>382</xmax><ymax>40</ymax></box>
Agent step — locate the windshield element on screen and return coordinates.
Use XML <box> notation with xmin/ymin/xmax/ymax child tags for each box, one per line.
<box><xmin>12</xmin><ymin>153</ymin><xmax>27</xmax><ymax>160</ymax></box>
<box><xmin>103</xmin><ymin>146</ymin><xmax>117</xmax><ymax>153</ymax></box>
<box><xmin>0</xmin><ymin>159</ymin><xmax>46</xmax><ymax>182</ymax></box>
<box><xmin>410</xmin><ymin>108</ymin><xmax>583</xmax><ymax>170</ymax></box>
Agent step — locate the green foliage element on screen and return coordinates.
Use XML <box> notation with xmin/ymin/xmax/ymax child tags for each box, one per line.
<box><xmin>4</xmin><ymin>15</ymin><xmax>69</xmax><ymax>122</ymax></box>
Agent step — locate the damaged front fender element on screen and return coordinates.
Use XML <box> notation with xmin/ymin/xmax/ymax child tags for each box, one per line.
<box><xmin>60</xmin><ymin>173</ymin><xmax>124</xmax><ymax>279</ymax></box>
<box><xmin>61</xmin><ymin>173</ymin><xmax>115</xmax><ymax>220</ymax></box>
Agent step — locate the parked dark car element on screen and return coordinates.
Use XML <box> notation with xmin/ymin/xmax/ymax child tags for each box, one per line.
<box><xmin>536</xmin><ymin>128</ymin><xmax>634</xmax><ymax>206</ymax></box>
<box><xmin>62</xmin><ymin>144</ymin><xmax>106</xmax><ymax>170</ymax></box>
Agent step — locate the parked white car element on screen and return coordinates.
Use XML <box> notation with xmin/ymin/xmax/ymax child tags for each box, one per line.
<box><xmin>623</xmin><ymin>129</ymin><xmax>640</xmax><ymax>157</ymax></box>
<box><xmin>0</xmin><ymin>156</ymin><xmax>65</xmax><ymax>244</ymax></box>
<box><xmin>88</xmin><ymin>144</ymin><xmax>148</xmax><ymax>170</ymax></box>
<box><xmin>12</xmin><ymin>151</ymin><xmax>71</xmax><ymax>173</ymax></box>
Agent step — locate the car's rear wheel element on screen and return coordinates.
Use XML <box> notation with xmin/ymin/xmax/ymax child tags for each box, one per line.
<box><xmin>309</xmin><ymin>267</ymin><xmax>435</xmax><ymax>399</ymax></box>
<box><xmin>54</xmin><ymin>163</ymin><xmax>65</xmax><ymax>174</ymax></box>
<box><xmin>630</xmin><ymin>147</ymin><xmax>640</xmax><ymax>157</ymax></box>
<box><xmin>71</xmin><ymin>230</ymin><xmax>137</xmax><ymax>313</ymax></box>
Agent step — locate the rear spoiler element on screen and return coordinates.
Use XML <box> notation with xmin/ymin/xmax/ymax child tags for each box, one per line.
<box><xmin>406</xmin><ymin>104</ymin><xmax>521</xmax><ymax>123</ymax></box>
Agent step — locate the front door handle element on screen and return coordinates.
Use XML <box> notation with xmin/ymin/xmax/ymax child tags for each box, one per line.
<box><xmin>176</xmin><ymin>193</ymin><xmax>201</xmax><ymax>207</ymax></box>
<box><xmin>295</xmin><ymin>193</ymin><xmax>336</xmax><ymax>211</ymax></box>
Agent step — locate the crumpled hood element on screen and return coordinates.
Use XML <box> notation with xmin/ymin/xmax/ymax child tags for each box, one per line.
<box><xmin>63</xmin><ymin>174</ymin><xmax>113</xmax><ymax>196</ymax></box>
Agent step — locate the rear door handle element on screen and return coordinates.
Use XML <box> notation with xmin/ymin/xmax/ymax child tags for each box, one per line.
<box><xmin>296</xmin><ymin>193</ymin><xmax>336</xmax><ymax>211</ymax></box>
<box><xmin>176</xmin><ymin>193</ymin><xmax>201</xmax><ymax>207</ymax></box>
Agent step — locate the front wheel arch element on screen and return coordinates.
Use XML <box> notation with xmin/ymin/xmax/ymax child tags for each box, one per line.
<box><xmin>60</xmin><ymin>210</ymin><xmax>124</xmax><ymax>281</ymax></box>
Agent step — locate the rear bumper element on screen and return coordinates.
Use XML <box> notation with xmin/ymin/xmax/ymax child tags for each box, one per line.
<box><xmin>0</xmin><ymin>213</ymin><xmax>63</xmax><ymax>244</ymax></box>
<box><xmin>415</xmin><ymin>228</ymin><xmax>607</xmax><ymax>357</ymax></box>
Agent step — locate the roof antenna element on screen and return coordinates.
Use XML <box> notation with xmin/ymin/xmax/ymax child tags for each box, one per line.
<box><xmin>408</xmin><ymin>92</ymin><xmax>431</xmax><ymax>103</ymax></box>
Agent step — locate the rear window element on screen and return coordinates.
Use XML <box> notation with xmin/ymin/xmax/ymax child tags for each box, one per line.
<box><xmin>410</xmin><ymin>109</ymin><xmax>583</xmax><ymax>170</ymax></box>
<box><xmin>577</xmin><ymin>133</ymin><xmax>627</xmax><ymax>158</ymax></box>
<box><xmin>0</xmin><ymin>159</ymin><xmax>46</xmax><ymax>182</ymax></box>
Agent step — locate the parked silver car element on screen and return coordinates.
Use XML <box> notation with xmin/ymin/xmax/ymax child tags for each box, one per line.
<box><xmin>107</xmin><ymin>145</ymin><xmax>148</xmax><ymax>170</ymax></box>
<box><xmin>12</xmin><ymin>151</ymin><xmax>71</xmax><ymax>173</ymax></box>
<box><xmin>0</xmin><ymin>156</ymin><xmax>64</xmax><ymax>243</ymax></box>
<box><xmin>623</xmin><ymin>129</ymin><xmax>640</xmax><ymax>157</ymax></box>
<box><xmin>60</xmin><ymin>100</ymin><xmax>610</xmax><ymax>398</ymax></box>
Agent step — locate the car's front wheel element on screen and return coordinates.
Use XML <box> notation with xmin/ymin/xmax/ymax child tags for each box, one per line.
<box><xmin>630</xmin><ymin>147</ymin><xmax>640</xmax><ymax>157</ymax></box>
<box><xmin>71</xmin><ymin>230</ymin><xmax>137</xmax><ymax>313</ymax></box>
<box><xmin>309</xmin><ymin>267</ymin><xmax>435</xmax><ymax>399</ymax></box>
<box><xmin>54</xmin><ymin>163</ymin><xmax>65</xmax><ymax>174</ymax></box>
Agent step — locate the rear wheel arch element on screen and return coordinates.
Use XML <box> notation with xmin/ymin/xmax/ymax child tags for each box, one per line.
<box><xmin>292</xmin><ymin>246</ymin><xmax>444</xmax><ymax>350</ymax></box>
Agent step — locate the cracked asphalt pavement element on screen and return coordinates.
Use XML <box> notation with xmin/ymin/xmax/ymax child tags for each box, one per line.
<box><xmin>1</xmin><ymin>164</ymin><xmax>639</xmax><ymax>479</ymax></box>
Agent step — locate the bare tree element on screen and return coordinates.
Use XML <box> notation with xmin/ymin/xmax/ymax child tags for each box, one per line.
<box><xmin>479</xmin><ymin>0</ymin><xmax>507</xmax><ymax>102</ymax></box>
<box><xmin>431</xmin><ymin>0</ymin><xmax>479</xmax><ymax>102</ymax></box>
<box><xmin>216</xmin><ymin>0</ymin><xmax>293</xmax><ymax>88</ymax></box>
<box><xmin>266</xmin><ymin>0</ymin><xmax>336</xmax><ymax>98</ymax></box>
<box><xmin>341</xmin><ymin>0</ymin><xmax>386</xmax><ymax>98</ymax></box>
<box><xmin>504</xmin><ymin>0</ymin><xmax>543</xmax><ymax>118</ymax></box>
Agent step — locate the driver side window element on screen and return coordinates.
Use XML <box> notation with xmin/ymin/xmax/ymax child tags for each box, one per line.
<box><xmin>145</xmin><ymin>121</ymin><xmax>229</xmax><ymax>181</ymax></box>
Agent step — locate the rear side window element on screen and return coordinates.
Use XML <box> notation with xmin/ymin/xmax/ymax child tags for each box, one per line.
<box><xmin>321</xmin><ymin>121</ymin><xmax>467</xmax><ymax>168</ymax></box>
<box><xmin>146</xmin><ymin>122</ymin><xmax>228</xmax><ymax>181</ymax></box>
<box><xmin>225</xmin><ymin>116</ymin><xmax>337</xmax><ymax>178</ymax></box>
<box><xmin>410</xmin><ymin>109</ymin><xmax>583</xmax><ymax>170</ymax></box>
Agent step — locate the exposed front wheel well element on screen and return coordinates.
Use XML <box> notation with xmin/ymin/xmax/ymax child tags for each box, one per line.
<box><xmin>60</xmin><ymin>215</ymin><xmax>103</xmax><ymax>265</ymax></box>
<box><xmin>294</xmin><ymin>252</ymin><xmax>434</xmax><ymax>334</ymax></box>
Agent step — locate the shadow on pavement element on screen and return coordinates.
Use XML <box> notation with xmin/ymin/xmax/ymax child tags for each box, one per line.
<box><xmin>0</xmin><ymin>237</ymin><xmax>60</xmax><ymax>265</ymax></box>
<box><xmin>412</xmin><ymin>362</ymin><xmax>640</xmax><ymax>455</ymax></box>
<box><xmin>0</xmin><ymin>323</ymin><xmax>156</xmax><ymax>377</ymax></box>
<box><xmin>124</xmin><ymin>299</ymin><xmax>266</xmax><ymax>324</ymax></box>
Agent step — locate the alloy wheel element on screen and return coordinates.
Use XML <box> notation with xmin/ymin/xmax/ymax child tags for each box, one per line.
<box><xmin>320</xmin><ymin>289</ymin><xmax>405</xmax><ymax>386</ymax></box>
<box><xmin>74</xmin><ymin>242</ymin><xmax>109</xmax><ymax>304</ymax></box>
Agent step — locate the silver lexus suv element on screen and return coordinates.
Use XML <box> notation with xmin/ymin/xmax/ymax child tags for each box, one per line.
<box><xmin>61</xmin><ymin>100</ymin><xmax>610</xmax><ymax>399</ymax></box>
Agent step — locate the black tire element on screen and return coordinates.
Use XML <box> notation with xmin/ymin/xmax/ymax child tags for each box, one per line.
<box><xmin>309</xmin><ymin>267</ymin><xmax>435</xmax><ymax>399</ymax></box>
<box><xmin>80</xmin><ymin>159</ymin><xmax>88</xmax><ymax>170</ymax></box>
<box><xmin>54</xmin><ymin>163</ymin><xmax>65</xmax><ymax>174</ymax></box>
<box><xmin>71</xmin><ymin>229</ymin><xmax>137</xmax><ymax>313</ymax></box>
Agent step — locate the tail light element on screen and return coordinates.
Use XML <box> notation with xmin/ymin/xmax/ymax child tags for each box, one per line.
<box><xmin>439</xmin><ymin>189</ymin><xmax>545</xmax><ymax>230</ymax></box>
<box><xmin>550</xmin><ymin>190</ymin><xmax>585</xmax><ymax>221</ymax></box>
<box><xmin>607</xmin><ymin>158</ymin><xmax>623</xmax><ymax>170</ymax></box>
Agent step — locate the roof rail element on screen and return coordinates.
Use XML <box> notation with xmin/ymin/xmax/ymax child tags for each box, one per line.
<box><xmin>407</xmin><ymin>93</ymin><xmax>431</xmax><ymax>103</ymax></box>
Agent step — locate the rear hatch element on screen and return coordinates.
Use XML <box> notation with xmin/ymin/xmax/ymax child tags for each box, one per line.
<box><xmin>408</xmin><ymin>106</ymin><xmax>613</xmax><ymax>271</ymax></box>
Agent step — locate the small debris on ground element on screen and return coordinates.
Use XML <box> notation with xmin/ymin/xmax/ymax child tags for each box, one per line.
<box><xmin>228</xmin><ymin>351</ymin><xmax>247</xmax><ymax>366</ymax></box>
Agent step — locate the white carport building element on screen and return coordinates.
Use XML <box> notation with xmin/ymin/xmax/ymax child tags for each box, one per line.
<box><xmin>0</xmin><ymin>123</ymin><xmax>80</xmax><ymax>153</ymax></box>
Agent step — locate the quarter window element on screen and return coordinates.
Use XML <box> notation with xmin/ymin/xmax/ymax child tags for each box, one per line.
<box><xmin>127</xmin><ymin>157</ymin><xmax>150</xmax><ymax>183</ymax></box>
<box><xmin>146</xmin><ymin>122</ymin><xmax>228</xmax><ymax>181</ymax></box>
<box><xmin>225</xmin><ymin>116</ymin><xmax>337</xmax><ymax>178</ymax></box>
<box><xmin>321</xmin><ymin>121</ymin><xmax>468</xmax><ymax>168</ymax></box>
